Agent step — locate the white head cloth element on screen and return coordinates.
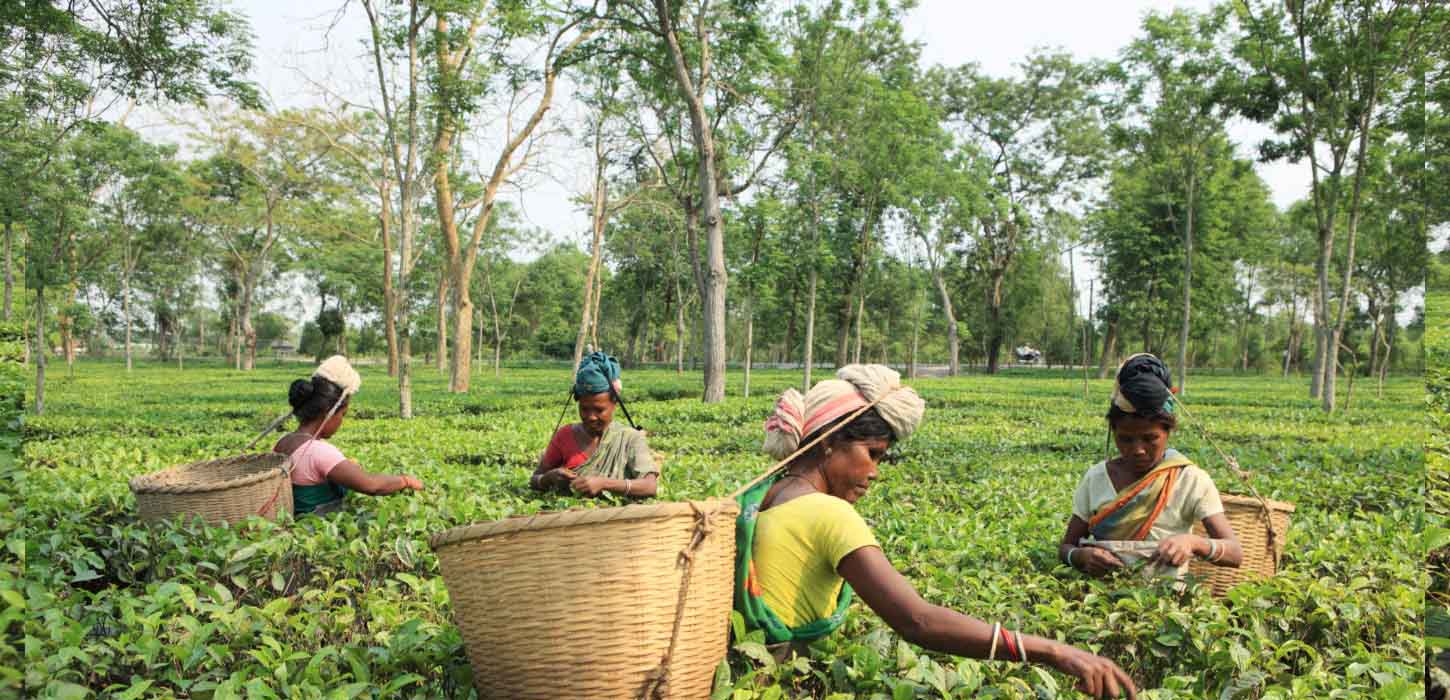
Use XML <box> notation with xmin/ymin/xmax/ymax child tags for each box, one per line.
<box><xmin>314</xmin><ymin>355</ymin><xmax>361</xmax><ymax>398</ymax></box>
<box><xmin>762</xmin><ymin>363</ymin><xmax>925</xmax><ymax>460</ymax></box>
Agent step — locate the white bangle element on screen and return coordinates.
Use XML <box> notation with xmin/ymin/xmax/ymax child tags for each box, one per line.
<box><xmin>988</xmin><ymin>622</ymin><xmax>1000</xmax><ymax>660</ymax></box>
<box><xmin>1066</xmin><ymin>547</ymin><xmax>1079</xmax><ymax>567</ymax></box>
<box><xmin>624</xmin><ymin>479</ymin><xmax>632</xmax><ymax>496</ymax></box>
<box><xmin>1016</xmin><ymin>632</ymin><xmax>1027</xmax><ymax>663</ymax></box>
<box><xmin>1205</xmin><ymin>539</ymin><xmax>1218</xmax><ymax>562</ymax></box>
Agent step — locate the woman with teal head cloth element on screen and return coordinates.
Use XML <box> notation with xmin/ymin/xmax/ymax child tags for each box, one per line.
<box><xmin>530</xmin><ymin>351</ymin><xmax>659</xmax><ymax>498</ymax></box>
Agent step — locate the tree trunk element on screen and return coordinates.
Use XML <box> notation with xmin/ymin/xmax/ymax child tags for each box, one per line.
<box><xmin>655</xmin><ymin>0</ymin><xmax>726</xmax><ymax>402</ymax></box>
<box><xmin>574</xmin><ymin>200</ymin><xmax>606</xmax><ymax>370</ymax></box>
<box><xmin>835</xmin><ymin>210</ymin><xmax>875</xmax><ymax>368</ymax></box>
<box><xmin>33</xmin><ymin>287</ymin><xmax>45</xmax><ymax>415</ymax></box>
<box><xmin>228</xmin><ymin>311</ymin><xmax>238</xmax><ymax>369</ymax></box>
<box><xmin>2</xmin><ymin>218</ymin><xmax>12</xmax><ymax>322</ymax></box>
<box><xmin>1176</xmin><ymin>172</ymin><xmax>1195</xmax><ymax>394</ymax></box>
<box><xmin>674</xmin><ymin>275</ymin><xmax>685</xmax><ymax>375</ymax></box>
<box><xmin>381</xmin><ymin>178</ymin><xmax>399</xmax><ymax>377</ymax></box>
<box><xmin>1097</xmin><ymin>317</ymin><xmax>1118</xmax><ymax>379</ymax></box>
<box><xmin>909</xmin><ymin>280</ymin><xmax>922</xmax><ymax>380</ymax></box>
<box><xmin>1323</xmin><ymin>88</ymin><xmax>1378</xmax><ymax>413</ymax></box>
<box><xmin>932</xmin><ymin>266</ymin><xmax>959</xmax><ymax>376</ymax></box>
<box><xmin>628</xmin><ymin>275</ymin><xmax>649</xmax><ymax>366</ymax></box>
<box><xmin>803</xmin><ymin>267</ymin><xmax>818</xmax><ymax>391</ymax></box>
<box><xmin>239</xmin><ymin>268</ymin><xmax>257</xmax><ymax>371</ymax></box>
<box><xmin>783</xmin><ymin>277</ymin><xmax>798</xmax><ymax>365</ymax></box>
<box><xmin>743</xmin><ymin>290</ymin><xmax>754</xmax><ymax>399</ymax></box>
<box><xmin>986</xmin><ymin>266</ymin><xmax>1006</xmax><ymax>374</ymax></box>
<box><xmin>852</xmin><ymin>293</ymin><xmax>864</xmax><ymax>365</ymax></box>
<box><xmin>123</xmin><ymin>268</ymin><xmax>132</xmax><ymax>372</ymax></box>
<box><xmin>435</xmin><ymin>273</ymin><xmax>449</xmax><ymax>372</ymax></box>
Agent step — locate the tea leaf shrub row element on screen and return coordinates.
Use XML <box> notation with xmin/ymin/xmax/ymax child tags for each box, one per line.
<box><xmin>7</xmin><ymin>362</ymin><xmax>1424</xmax><ymax>698</ymax></box>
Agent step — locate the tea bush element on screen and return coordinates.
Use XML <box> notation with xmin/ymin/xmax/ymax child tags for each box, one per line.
<box><xmin>1426</xmin><ymin>290</ymin><xmax>1449</xmax><ymax>694</ymax></box>
<box><xmin>7</xmin><ymin>360</ymin><xmax>1424</xmax><ymax>699</ymax></box>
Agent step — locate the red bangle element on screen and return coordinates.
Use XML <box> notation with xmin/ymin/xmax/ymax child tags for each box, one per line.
<box><xmin>1000</xmin><ymin>626</ymin><xmax>1018</xmax><ymax>660</ymax></box>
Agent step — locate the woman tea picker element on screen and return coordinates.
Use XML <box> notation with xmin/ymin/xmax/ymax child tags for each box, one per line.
<box><xmin>530</xmin><ymin>351</ymin><xmax>659</xmax><ymax>498</ymax></box>
<box><xmin>1058</xmin><ymin>353</ymin><xmax>1242</xmax><ymax>579</ymax></box>
<box><xmin>273</xmin><ymin>356</ymin><xmax>423</xmax><ymax>515</ymax></box>
<box><xmin>737</xmin><ymin>364</ymin><xmax>1139</xmax><ymax>699</ymax></box>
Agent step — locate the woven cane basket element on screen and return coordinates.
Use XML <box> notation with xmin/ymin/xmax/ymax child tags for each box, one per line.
<box><xmin>129</xmin><ymin>453</ymin><xmax>292</xmax><ymax>525</ymax></box>
<box><xmin>1188</xmin><ymin>493</ymin><xmax>1294</xmax><ymax>596</ymax></box>
<box><xmin>430</xmin><ymin>498</ymin><xmax>739</xmax><ymax>700</ymax></box>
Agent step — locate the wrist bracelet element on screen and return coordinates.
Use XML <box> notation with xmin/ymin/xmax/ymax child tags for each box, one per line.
<box><xmin>1066</xmin><ymin>546</ymin><xmax>1080</xmax><ymax>567</ymax></box>
<box><xmin>624</xmin><ymin>479</ymin><xmax>632</xmax><ymax>496</ymax></box>
<box><xmin>1000</xmin><ymin>626</ymin><xmax>1018</xmax><ymax>661</ymax></box>
<box><xmin>1204</xmin><ymin>539</ymin><xmax>1218</xmax><ymax>562</ymax></box>
<box><xmin>988</xmin><ymin>622</ymin><xmax>1001</xmax><ymax>661</ymax></box>
<box><xmin>1016</xmin><ymin>631</ymin><xmax>1027</xmax><ymax>663</ymax></box>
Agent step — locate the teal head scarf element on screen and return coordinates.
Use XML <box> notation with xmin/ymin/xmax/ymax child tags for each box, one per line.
<box><xmin>573</xmin><ymin>351</ymin><xmax>622</xmax><ymax>399</ymax></box>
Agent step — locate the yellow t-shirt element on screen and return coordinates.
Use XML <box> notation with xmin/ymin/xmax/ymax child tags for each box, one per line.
<box><xmin>752</xmin><ymin>492</ymin><xmax>879</xmax><ymax>628</ymax></box>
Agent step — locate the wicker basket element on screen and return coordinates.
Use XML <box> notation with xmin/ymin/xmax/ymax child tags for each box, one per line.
<box><xmin>1188</xmin><ymin>493</ymin><xmax>1294</xmax><ymax>596</ymax></box>
<box><xmin>430</xmin><ymin>498</ymin><xmax>739</xmax><ymax>700</ymax></box>
<box><xmin>129</xmin><ymin>453</ymin><xmax>293</xmax><ymax>525</ymax></box>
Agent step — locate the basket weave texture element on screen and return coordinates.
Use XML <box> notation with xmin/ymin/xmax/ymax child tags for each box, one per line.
<box><xmin>1188</xmin><ymin>493</ymin><xmax>1293</xmax><ymax>596</ymax></box>
<box><xmin>129</xmin><ymin>453</ymin><xmax>292</xmax><ymax>525</ymax></box>
<box><xmin>430</xmin><ymin>498</ymin><xmax>739</xmax><ymax>700</ymax></box>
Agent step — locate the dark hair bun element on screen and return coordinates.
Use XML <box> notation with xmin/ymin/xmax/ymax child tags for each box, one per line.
<box><xmin>288</xmin><ymin>378</ymin><xmax>316</xmax><ymax>409</ymax></box>
<box><xmin>1117</xmin><ymin>355</ymin><xmax>1172</xmax><ymax>414</ymax></box>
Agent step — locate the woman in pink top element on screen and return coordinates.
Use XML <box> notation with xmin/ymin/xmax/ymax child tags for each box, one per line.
<box><xmin>274</xmin><ymin>356</ymin><xmax>423</xmax><ymax>514</ymax></box>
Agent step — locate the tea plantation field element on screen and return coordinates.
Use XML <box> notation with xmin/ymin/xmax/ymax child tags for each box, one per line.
<box><xmin>1426</xmin><ymin>289</ymin><xmax>1449</xmax><ymax>694</ymax></box>
<box><xmin>6</xmin><ymin>361</ymin><xmax>1425</xmax><ymax>699</ymax></box>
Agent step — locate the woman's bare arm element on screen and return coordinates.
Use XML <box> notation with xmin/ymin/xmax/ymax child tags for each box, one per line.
<box><xmin>327</xmin><ymin>459</ymin><xmax>421</xmax><ymax>495</ymax></box>
<box><xmin>837</xmin><ymin>546</ymin><xmax>1137</xmax><ymax>699</ymax></box>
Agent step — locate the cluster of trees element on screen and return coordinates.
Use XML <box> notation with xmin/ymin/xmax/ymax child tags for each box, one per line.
<box><xmin>3</xmin><ymin>0</ymin><xmax>1443</xmax><ymax>415</ymax></box>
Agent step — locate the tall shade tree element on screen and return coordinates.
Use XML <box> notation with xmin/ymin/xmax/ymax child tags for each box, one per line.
<box><xmin>1229</xmin><ymin>0</ymin><xmax>1434</xmax><ymax>411</ymax></box>
<box><xmin>934</xmin><ymin>50</ymin><xmax>1107</xmax><ymax>373</ymax></box>
<box><xmin>358</xmin><ymin>0</ymin><xmax>433</xmax><ymax>417</ymax></box>
<box><xmin>1</xmin><ymin>0</ymin><xmax>257</xmax><ymax>349</ymax></box>
<box><xmin>189</xmin><ymin>109</ymin><xmax>331</xmax><ymax>370</ymax></box>
<box><xmin>91</xmin><ymin>126</ymin><xmax>187</xmax><ymax>372</ymax></box>
<box><xmin>427</xmin><ymin>0</ymin><xmax>598</xmax><ymax>393</ymax></box>
<box><xmin>609</xmin><ymin>0</ymin><xmax>796</xmax><ymax>402</ymax></box>
<box><xmin>570</xmin><ymin>65</ymin><xmax>651</xmax><ymax>371</ymax></box>
<box><xmin>1111</xmin><ymin>6</ymin><xmax>1235</xmax><ymax>393</ymax></box>
<box><xmin>781</xmin><ymin>0</ymin><xmax>931</xmax><ymax>379</ymax></box>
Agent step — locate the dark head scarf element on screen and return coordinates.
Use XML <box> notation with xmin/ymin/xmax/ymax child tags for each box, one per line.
<box><xmin>1111</xmin><ymin>353</ymin><xmax>1175</xmax><ymax>416</ymax></box>
<box><xmin>573</xmin><ymin>351</ymin><xmax>622</xmax><ymax>398</ymax></box>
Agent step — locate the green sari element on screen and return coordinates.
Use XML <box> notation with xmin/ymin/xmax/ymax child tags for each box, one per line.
<box><xmin>574</xmin><ymin>420</ymin><xmax>656</xmax><ymax>480</ymax></box>
<box><xmin>733</xmin><ymin>474</ymin><xmax>855</xmax><ymax>644</ymax></box>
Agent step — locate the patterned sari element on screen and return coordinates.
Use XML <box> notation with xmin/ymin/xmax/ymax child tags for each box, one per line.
<box><xmin>1086</xmin><ymin>449</ymin><xmax>1193</xmax><ymax>541</ymax></box>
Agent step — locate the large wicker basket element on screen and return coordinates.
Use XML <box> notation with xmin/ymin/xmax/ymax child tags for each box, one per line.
<box><xmin>130</xmin><ymin>453</ymin><xmax>293</xmax><ymax>525</ymax></box>
<box><xmin>1188</xmin><ymin>493</ymin><xmax>1294</xmax><ymax>596</ymax></box>
<box><xmin>430</xmin><ymin>498</ymin><xmax>739</xmax><ymax>700</ymax></box>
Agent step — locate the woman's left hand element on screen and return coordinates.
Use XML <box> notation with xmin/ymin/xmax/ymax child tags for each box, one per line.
<box><xmin>570</xmin><ymin>475</ymin><xmax>607</xmax><ymax>497</ymax></box>
<box><xmin>1151</xmin><ymin>534</ymin><xmax>1200</xmax><ymax>567</ymax></box>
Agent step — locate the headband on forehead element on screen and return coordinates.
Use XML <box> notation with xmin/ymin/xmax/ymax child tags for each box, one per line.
<box><xmin>1110</xmin><ymin>353</ymin><xmax>1174</xmax><ymax>415</ymax></box>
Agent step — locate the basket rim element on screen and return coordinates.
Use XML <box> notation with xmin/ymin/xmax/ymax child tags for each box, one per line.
<box><xmin>1220</xmin><ymin>492</ymin><xmax>1295</xmax><ymax>512</ymax></box>
<box><xmin>429</xmin><ymin>497</ymin><xmax>738</xmax><ymax>551</ymax></box>
<box><xmin>128</xmin><ymin>452</ymin><xmax>289</xmax><ymax>495</ymax></box>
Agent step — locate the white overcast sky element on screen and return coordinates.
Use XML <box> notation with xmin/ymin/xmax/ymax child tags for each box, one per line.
<box><xmin>130</xmin><ymin>0</ymin><xmax>1337</xmax><ymax>322</ymax></box>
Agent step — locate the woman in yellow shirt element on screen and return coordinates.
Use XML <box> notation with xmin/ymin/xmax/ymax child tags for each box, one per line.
<box><xmin>736</xmin><ymin>365</ymin><xmax>1137</xmax><ymax>699</ymax></box>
